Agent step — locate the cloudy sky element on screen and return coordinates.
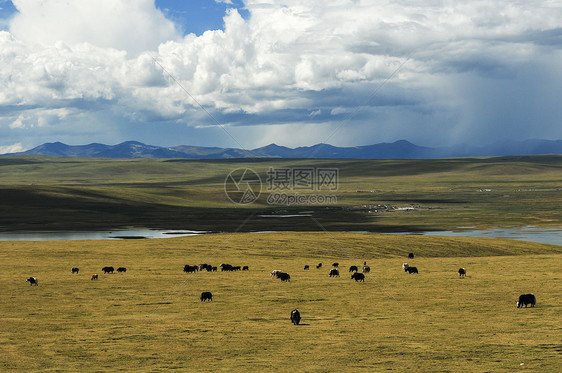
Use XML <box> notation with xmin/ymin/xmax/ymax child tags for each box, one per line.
<box><xmin>1</xmin><ymin>0</ymin><xmax>561</xmax><ymax>153</ymax></box>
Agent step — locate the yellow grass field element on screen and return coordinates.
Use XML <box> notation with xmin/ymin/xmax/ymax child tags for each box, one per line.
<box><xmin>1</xmin><ymin>232</ymin><xmax>561</xmax><ymax>372</ymax></box>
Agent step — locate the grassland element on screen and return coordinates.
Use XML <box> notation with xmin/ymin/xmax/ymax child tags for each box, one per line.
<box><xmin>1</xmin><ymin>154</ymin><xmax>561</xmax><ymax>371</ymax></box>
<box><xmin>1</xmin><ymin>232</ymin><xmax>561</xmax><ymax>372</ymax></box>
<box><xmin>0</xmin><ymin>155</ymin><xmax>561</xmax><ymax>232</ymax></box>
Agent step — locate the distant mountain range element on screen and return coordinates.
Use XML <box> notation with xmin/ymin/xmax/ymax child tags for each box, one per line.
<box><xmin>4</xmin><ymin>139</ymin><xmax>562</xmax><ymax>159</ymax></box>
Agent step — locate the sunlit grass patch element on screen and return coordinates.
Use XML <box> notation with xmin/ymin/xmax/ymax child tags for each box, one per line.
<box><xmin>1</xmin><ymin>233</ymin><xmax>560</xmax><ymax>371</ymax></box>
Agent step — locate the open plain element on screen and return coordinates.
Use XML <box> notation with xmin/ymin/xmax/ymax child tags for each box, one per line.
<box><xmin>1</xmin><ymin>233</ymin><xmax>561</xmax><ymax>372</ymax></box>
<box><xmin>0</xmin><ymin>155</ymin><xmax>561</xmax><ymax>371</ymax></box>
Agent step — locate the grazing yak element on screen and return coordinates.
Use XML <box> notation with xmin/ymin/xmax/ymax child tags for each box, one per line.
<box><xmin>408</xmin><ymin>253</ymin><xmax>414</xmax><ymax>259</ymax></box>
<box><xmin>458</xmin><ymin>268</ymin><xmax>466</xmax><ymax>278</ymax></box>
<box><xmin>351</xmin><ymin>273</ymin><xmax>365</xmax><ymax>282</ymax></box>
<box><xmin>220</xmin><ymin>264</ymin><xmax>234</xmax><ymax>272</ymax></box>
<box><xmin>91</xmin><ymin>274</ymin><xmax>98</xmax><ymax>280</ymax></box>
<box><xmin>199</xmin><ymin>264</ymin><xmax>209</xmax><ymax>271</ymax></box>
<box><xmin>316</xmin><ymin>263</ymin><xmax>322</xmax><ymax>269</ymax></box>
<box><xmin>117</xmin><ymin>267</ymin><xmax>127</xmax><ymax>273</ymax></box>
<box><xmin>278</xmin><ymin>272</ymin><xmax>291</xmax><ymax>282</ymax></box>
<box><xmin>362</xmin><ymin>266</ymin><xmax>370</xmax><ymax>273</ymax></box>
<box><xmin>290</xmin><ymin>309</ymin><xmax>301</xmax><ymax>325</ymax></box>
<box><xmin>304</xmin><ymin>265</ymin><xmax>309</xmax><ymax>270</ymax></box>
<box><xmin>71</xmin><ymin>267</ymin><xmax>79</xmax><ymax>274</ymax></box>
<box><xmin>405</xmin><ymin>266</ymin><xmax>418</xmax><ymax>274</ymax></box>
<box><xmin>329</xmin><ymin>268</ymin><xmax>340</xmax><ymax>277</ymax></box>
<box><xmin>349</xmin><ymin>265</ymin><xmax>358</xmax><ymax>272</ymax></box>
<box><xmin>26</xmin><ymin>277</ymin><xmax>38</xmax><ymax>286</ymax></box>
<box><xmin>242</xmin><ymin>266</ymin><xmax>249</xmax><ymax>271</ymax></box>
<box><xmin>200</xmin><ymin>291</ymin><xmax>213</xmax><ymax>302</ymax></box>
<box><xmin>102</xmin><ymin>266</ymin><xmax>114</xmax><ymax>274</ymax></box>
<box><xmin>517</xmin><ymin>294</ymin><xmax>536</xmax><ymax>308</ymax></box>
<box><xmin>332</xmin><ymin>262</ymin><xmax>339</xmax><ymax>267</ymax></box>
<box><xmin>184</xmin><ymin>265</ymin><xmax>198</xmax><ymax>273</ymax></box>
<box><xmin>271</xmin><ymin>270</ymin><xmax>283</xmax><ymax>278</ymax></box>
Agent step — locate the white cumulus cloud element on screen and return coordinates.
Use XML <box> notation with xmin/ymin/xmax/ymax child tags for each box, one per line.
<box><xmin>0</xmin><ymin>142</ymin><xmax>24</xmax><ymax>154</ymax></box>
<box><xmin>0</xmin><ymin>0</ymin><xmax>562</xmax><ymax>150</ymax></box>
<box><xmin>9</xmin><ymin>0</ymin><xmax>179</xmax><ymax>55</ymax></box>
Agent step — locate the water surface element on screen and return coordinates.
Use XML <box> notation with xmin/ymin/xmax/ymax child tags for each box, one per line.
<box><xmin>0</xmin><ymin>227</ymin><xmax>560</xmax><ymax>245</ymax></box>
<box><xmin>0</xmin><ymin>229</ymin><xmax>205</xmax><ymax>241</ymax></box>
<box><xmin>392</xmin><ymin>227</ymin><xmax>562</xmax><ymax>246</ymax></box>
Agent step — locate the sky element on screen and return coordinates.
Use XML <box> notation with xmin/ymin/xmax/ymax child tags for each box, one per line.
<box><xmin>0</xmin><ymin>0</ymin><xmax>561</xmax><ymax>153</ymax></box>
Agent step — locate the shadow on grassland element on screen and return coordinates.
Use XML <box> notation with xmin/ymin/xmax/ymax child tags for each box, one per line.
<box><xmin>0</xmin><ymin>187</ymin><xmax>431</xmax><ymax>233</ymax></box>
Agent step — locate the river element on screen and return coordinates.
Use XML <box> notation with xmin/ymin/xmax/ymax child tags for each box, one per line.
<box><xmin>0</xmin><ymin>227</ymin><xmax>560</xmax><ymax>245</ymax></box>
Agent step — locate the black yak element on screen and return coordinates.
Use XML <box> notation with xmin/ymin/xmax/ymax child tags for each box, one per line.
<box><xmin>102</xmin><ymin>266</ymin><xmax>114</xmax><ymax>274</ymax></box>
<box><xmin>351</xmin><ymin>273</ymin><xmax>365</xmax><ymax>282</ymax></box>
<box><xmin>517</xmin><ymin>294</ymin><xmax>536</xmax><ymax>308</ymax></box>
<box><xmin>329</xmin><ymin>268</ymin><xmax>339</xmax><ymax>277</ymax></box>
<box><xmin>184</xmin><ymin>265</ymin><xmax>198</xmax><ymax>273</ymax></box>
<box><xmin>290</xmin><ymin>309</ymin><xmax>301</xmax><ymax>325</ymax></box>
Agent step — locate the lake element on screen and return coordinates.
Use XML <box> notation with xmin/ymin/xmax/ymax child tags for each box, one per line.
<box><xmin>0</xmin><ymin>229</ymin><xmax>206</xmax><ymax>241</ymax></box>
<box><xmin>389</xmin><ymin>227</ymin><xmax>562</xmax><ymax>246</ymax></box>
<box><xmin>0</xmin><ymin>227</ymin><xmax>560</xmax><ymax>245</ymax></box>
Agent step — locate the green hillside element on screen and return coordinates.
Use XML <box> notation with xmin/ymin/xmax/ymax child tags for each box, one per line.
<box><xmin>0</xmin><ymin>155</ymin><xmax>561</xmax><ymax>231</ymax></box>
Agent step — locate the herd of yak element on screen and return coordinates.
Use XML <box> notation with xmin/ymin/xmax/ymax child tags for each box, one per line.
<box><xmin>24</xmin><ymin>252</ymin><xmax>537</xmax><ymax>326</ymax></box>
<box><xmin>179</xmin><ymin>252</ymin><xmax>537</xmax><ymax>322</ymax></box>
<box><xmin>25</xmin><ymin>266</ymin><xmax>126</xmax><ymax>285</ymax></box>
